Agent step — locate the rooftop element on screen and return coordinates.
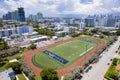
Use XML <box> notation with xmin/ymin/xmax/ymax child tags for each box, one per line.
<box><xmin>116</xmin><ymin>64</ymin><xmax>120</xmax><ymax>71</ymax></box>
<box><xmin>0</xmin><ymin>68</ymin><xmax>15</xmax><ymax>80</ymax></box>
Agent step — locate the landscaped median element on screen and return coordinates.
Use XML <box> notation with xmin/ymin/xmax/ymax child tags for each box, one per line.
<box><xmin>17</xmin><ymin>74</ymin><xmax>26</xmax><ymax>80</ymax></box>
<box><xmin>104</xmin><ymin>58</ymin><xmax>120</xmax><ymax>80</ymax></box>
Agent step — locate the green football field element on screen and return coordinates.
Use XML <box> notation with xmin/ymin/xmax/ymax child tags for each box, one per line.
<box><xmin>32</xmin><ymin>38</ymin><xmax>99</xmax><ymax>70</ymax></box>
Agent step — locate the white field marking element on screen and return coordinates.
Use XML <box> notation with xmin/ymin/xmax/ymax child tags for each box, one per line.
<box><xmin>56</xmin><ymin>41</ymin><xmax>72</xmax><ymax>47</ymax></box>
<box><xmin>79</xmin><ymin>47</ymin><xmax>93</xmax><ymax>56</ymax></box>
<box><xmin>61</xmin><ymin>76</ymin><xmax>64</xmax><ymax>80</ymax></box>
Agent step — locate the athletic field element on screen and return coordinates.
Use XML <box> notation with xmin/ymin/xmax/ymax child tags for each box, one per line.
<box><xmin>32</xmin><ymin>38</ymin><xmax>99</xmax><ymax>70</ymax></box>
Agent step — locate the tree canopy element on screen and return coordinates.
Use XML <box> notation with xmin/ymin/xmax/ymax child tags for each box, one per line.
<box><xmin>101</xmin><ymin>31</ymin><xmax>111</xmax><ymax>36</ymax></box>
<box><xmin>35</xmin><ymin>28</ymin><xmax>54</xmax><ymax>37</ymax></box>
<box><xmin>0</xmin><ymin>38</ymin><xmax>8</xmax><ymax>50</ymax></box>
<box><xmin>41</xmin><ymin>68</ymin><xmax>58</xmax><ymax>80</ymax></box>
<box><xmin>29</xmin><ymin>44</ymin><xmax>37</xmax><ymax>50</ymax></box>
<box><xmin>5</xmin><ymin>62</ymin><xmax>21</xmax><ymax>74</ymax></box>
<box><xmin>91</xmin><ymin>29</ymin><xmax>98</xmax><ymax>34</ymax></box>
<box><xmin>0</xmin><ymin>23</ymin><xmax>3</xmax><ymax>27</ymax></box>
<box><xmin>116</xmin><ymin>28</ymin><xmax>120</xmax><ymax>36</ymax></box>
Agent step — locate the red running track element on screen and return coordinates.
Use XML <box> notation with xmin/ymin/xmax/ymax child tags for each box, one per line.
<box><xmin>23</xmin><ymin>36</ymin><xmax>106</xmax><ymax>77</ymax></box>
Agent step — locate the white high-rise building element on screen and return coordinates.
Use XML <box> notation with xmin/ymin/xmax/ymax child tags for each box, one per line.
<box><xmin>64</xmin><ymin>26</ymin><xmax>76</xmax><ymax>34</ymax></box>
<box><xmin>79</xmin><ymin>22</ymin><xmax>86</xmax><ymax>29</ymax></box>
<box><xmin>115</xmin><ymin>20</ymin><xmax>120</xmax><ymax>28</ymax></box>
<box><xmin>28</xmin><ymin>12</ymin><xmax>43</xmax><ymax>22</ymax></box>
<box><xmin>36</xmin><ymin>12</ymin><xmax>43</xmax><ymax>21</ymax></box>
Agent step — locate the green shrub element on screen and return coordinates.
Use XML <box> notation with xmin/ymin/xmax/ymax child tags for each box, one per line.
<box><xmin>104</xmin><ymin>58</ymin><xmax>119</xmax><ymax>80</ymax></box>
<box><xmin>71</xmin><ymin>33</ymin><xmax>80</xmax><ymax>37</ymax></box>
<box><xmin>5</xmin><ymin>62</ymin><xmax>21</xmax><ymax>74</ymax></box>
<box><xmin>19</xmin><ymin>60</ymin><xmax>35</xmax><ymax>80</ymax></box>
<box><xmin>64</xmin><ymin>73</ymin><xmax>75</xmax><ymax>80</ymax></box>
<box><xmin>41</xmin><ymin>68</ymin><xmax>58</xmax><ymax>80</ymax></box>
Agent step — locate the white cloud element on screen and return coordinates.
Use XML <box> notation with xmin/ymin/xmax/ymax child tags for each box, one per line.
<box><xmin>112</xmin><ymin>7</ymin><xmax>120</xmax><ymax>12</ymax></box>
<box><xmin>4</xmin><ymin>0</ymin><xmax>19</xmax><ymax>10</ymax></box>
<box><xmin>2</xmin><ymin>0</ymin><xmax>120</xmax><ymax>17</ymax></box>
<box><xmin>0</xmin><ymin>8</ymin><xmax>7</xmax><ymax>13</ymax></box>
<box><xmin>58</xmin><ymin>0</ymin><xmax>111</xmax><ymax>15</ymax></box>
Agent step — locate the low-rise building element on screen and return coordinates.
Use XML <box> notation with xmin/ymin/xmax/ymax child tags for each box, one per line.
<box><xmin>95</xmin><ymin>26</ymin><xmax>118</xmax><ymax>32</ymax></box>
<box><xmin>55</xmin><ymin>31</ymin><xmax>66</xmax><ymax>37</ymax></box>
<box><xmin>39</xmin><ymin>23</ymin><xmax>47</xmax><ymax>28</ymax></box>
<box><xmin>30</xmin><ymin>35</ymin><xmax>48</xmax><ymax>42</ymax></box>
<box><xmin>54</xmin><ymin>22</ymin><xmax>68</xmax><ymax>30</ymax></box>
<box><xmin>0</xmin><ymin>25</ymin><xmax>33</xmax><ymax>38</ymax></box>
<box><xmin>0</xmin><ymin>68</ymin><xmax>15</xmax><ymax>80</ymax></box>
<box><xmin>64</xmin><ymin>26</ymin><xmax>77</xmax><ymax>34</ymax></box>
<box><xmin>9</xmin><ymin>59</ymin><xmax>18</xmax><ymax>63</ymax></box>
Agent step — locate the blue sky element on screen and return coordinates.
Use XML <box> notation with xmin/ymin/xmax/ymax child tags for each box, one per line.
<box><xmin>0</xmin><ymin>0</ymin><xmax>120</xmax><ymax>17</ymax></box>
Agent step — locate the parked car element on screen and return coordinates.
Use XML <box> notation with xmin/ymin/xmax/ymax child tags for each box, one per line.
<box><xmin>85</xmin><ymin>66</ymin><xmax>92</xmax><ymax>73</ymax></box>
<box><xmin>107</xmin><ymin>63</ymin><xmax>110</xmax><ymax>65</ymax></box>
<box><xmin>75</xmin><ymin>75</ymin><xmax>83</xmax><ymax>80</ymax></box>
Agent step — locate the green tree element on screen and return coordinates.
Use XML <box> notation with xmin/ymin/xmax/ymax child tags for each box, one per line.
<box><xmin>29</xmin><ymin>44</ymin><xmax>37</xmax><ymax>50</ymax></box>
<box><xmin>47</xmin><ymin>31</ymin><xmax>54</xmax><ymax>37</ymax></box>
<box><xmin>112</xmin><ymin>58</ymin><xmax>118</xmax><ymax>66</ymax></box>
<box><xmin>41</xmin><ymin>68</ymin><xmax>58</xmax><ymax>80</ymax></box>
<box><xmin>71</xmin><ymin>33</ymin><xmax>80</xmax><ymax>37</ymax></box>
<box><xmin>91</xmin><ymin>29</ymin><xmax>98</xmax><ymax>34</ymax></box>
<box><xmin>69</xmin><ymin>24</ymin><xmax>78</xmax><ymax>27</ymax></box>
<box><xmin>35</xmin><ymin>28</ymin><xmax>54</xmax><ymax>37</ymax></box>
<box><xmin>0</xmin><ymin>58</ymin><xmax>8</xmax><ymax>67</ymax></box>
<box><xmin>102</xmin><ymin>31</ymin><xmax>111</xmax><ymax>36</ymax></box>
<box><xmin>116</xmin><ymin>28</ymin><xmax>120</xmax><ymax>36</ymax></box>
<box><xmin>19</xmin><ymin>60</ymin><xmax>35</xmax><ymax>80</ymax></box>
<box><xmin>0</xmin><ymin>38</ymin><xmax>8</xmax><ymax>50</ymax></box>
<box><xmin>0</xmin><ymin>23</ymin><xmax>3</xmax><ymax>27</ymax></box>
<box><xmin>5</xmin><ymin>62</ymin><xmax>21</xmax><ymax>74</ymax></box>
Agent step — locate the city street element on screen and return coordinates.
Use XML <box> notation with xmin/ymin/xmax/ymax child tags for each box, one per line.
<box><xmin>81</xmin><ymin>36</ymin><xmax>120</xmax><ymax>80</ymax></box>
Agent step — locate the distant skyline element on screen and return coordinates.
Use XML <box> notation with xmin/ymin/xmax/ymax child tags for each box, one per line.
<box><xmin>0</xmin><ymin>0</ymin><xmax>120</xmax><ymax>17</ymax></box>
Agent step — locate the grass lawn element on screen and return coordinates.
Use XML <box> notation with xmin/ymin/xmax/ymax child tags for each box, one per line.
<box><xmin>117</xmin><ymin>59</ymin><xmax>120</xmax><ymax>64</ymax></box>
<box><xmin>102</xmin><ymin>37</ymin><xmax>108</xmax><ymax>42</ymax></box>
<box><xmin>0</xmin><ymin>53</ymin><xmax>23</xmax><ymax>71</ymax></box>
<box><xmin>17</xmin><ymin>74</ymin><xmax>26</xmax><ymax>80</ymax></box>
<box><xmin>23</xmin><ymin>48</ymin><xmax>30</xmax><ymax>53</ymax></box>
<box><xmin>32</xmin><ymin>38</ymin><xmax>98</xmax><ymax>69</ymax></box>
<box><xmin>0</xmin><ymin>64</ymin><xmax>7</xmax><ymax>71</ymax></box>
<box><xmin>104</xmin><ymin>58</ymin><xmax>119</xmax><ymax>80</ymax></box>
<box><xmin>6</xmin><ymin>53</ymin><xmax>23</xmax><ymax>60</ymax></box>
<box><xmin>34</xmin><ymin>76</ymin><xmax>60</xmax><ymax>80</ymax></box>
<box><xmin>35</xmin><ymin>76</ymin><xmax>42</xmax><ymax>80</ymax></box>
